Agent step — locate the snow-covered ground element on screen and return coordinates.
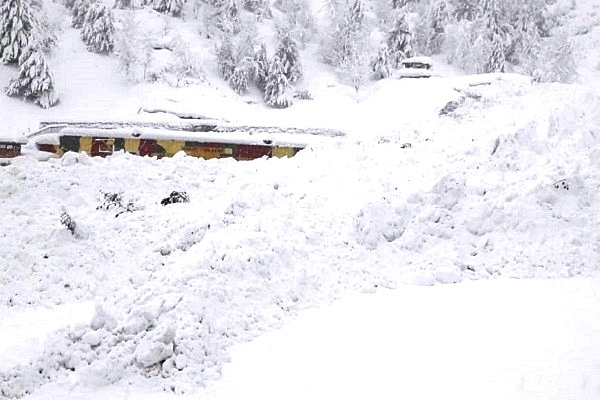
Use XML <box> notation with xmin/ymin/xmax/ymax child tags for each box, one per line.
<box><xmin>2</xmin><ymin>1</ymin><xmax>600</xmax><ymax>399</ymax></box>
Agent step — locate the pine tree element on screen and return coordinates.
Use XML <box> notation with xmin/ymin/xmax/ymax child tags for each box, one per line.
<box><xmin>264</xmin><ymin>54</ymin><xmax>291</xmax><ymax>108</ymax></box>
<box><xmin>252</xmin><ymin>43</ymin><xmax>268</xmax><ymax>90</ymax></box>
<box><xmin>72</xmin><ymin>0</ymin><xmax>92</xmax><ymax>29</ymax></box>
<box><xmin>274</xmin><ymin>29</ymin><xmax>301</xmax><ymax>83</ymax></box>
<box><xmin>6</xmin><ymin>44</ymin><xmax>59</xmax><ymax>108</ymax></box>
<box><xmin>391</xmin><ymin>0</ymin><xmax>413</xmax><ymax>9</ymax></box>
<box><xmin>229</xmin><ymin>58</ymin><xmax>251</xmax><ymax>93</ymax></box>
<box><xmin>387</xmin><ymin>12</ymin><xmax>413</xmax><ymax>68</ymax></box>
<box><xmin>113</xmin><ymin>0</ymin><xmax>133</xmax><ymax>9</ymax></box>
<box><xmin>216</xmin><ymin>0</ymin><xmax>241</xmax><ymax>35</ymax></box>
<box><xmin>452</xmin><ymin>0</ymin><xmax>477</xmax><ymax>21</ymax></box>
<box><xmin>217</xmin><ymin>35</ymin><xmax>235</xmax><ymax>82</ymax></box>
<box><xmin>0</xmin><ymin>0</ymin><xmax>37</xmax><ymax>64</ymax></box>
<box><xmin>330</xmin><ymin>0</ymin><xmax>365</xmax><ymax>68</ymax></box>
<box><xmin>152</xmin><ymin>0</ymin><xmax>185</xmax><ymax>17</ymax></box>
<box><xmin>481</xmin><ymin>0</ymin><xmax>510</xmax><ymax>73</ymax></box>
<box><xmin>370</xmin><ymin>43</ymin><xmax>391</xmax><ymax>79</ymax></box>
<box><xmin>81</xmin><ymin>3</ymin><xmax>115</xmax><ymax>53</ymax></box>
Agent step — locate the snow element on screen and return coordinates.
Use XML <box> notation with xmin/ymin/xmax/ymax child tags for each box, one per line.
<box><xmin>1</xmin><ymin>0</ymin><xmax>600</xmax><ymax>399</ymax></box>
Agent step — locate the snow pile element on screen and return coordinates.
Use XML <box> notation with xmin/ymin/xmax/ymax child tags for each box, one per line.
<box><xmin>1</xmin><ymin>72</ymin><xmax>600</xmax><ymax>398</ymax></box>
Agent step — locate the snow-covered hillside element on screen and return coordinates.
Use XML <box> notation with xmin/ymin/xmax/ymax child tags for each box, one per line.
<box><xmin>1</xmin><ymin>0</ymin><xmax>600</xmax><ymax>399</ymax></box>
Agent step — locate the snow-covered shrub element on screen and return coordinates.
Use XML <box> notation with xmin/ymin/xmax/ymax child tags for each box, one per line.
<box><xmin>354</xmin><ymin>200</ymin><xmax>410</xmax><ymax>249</ymax></box>
<box><xmin>530</xmin><ymin>33</ymin><xmax>577</xmax><ymax>83</ymax></box>
<box><xmin>165</xmin><ymin>42</ymin><xmax>205</xmax><ymax>87</ymax></box>
<box><xmin>5</xmin><ymin>44</ymin><xmax>60</xmax><ymax>108</ymax></box>
<box><xmin>96</xmin><ymin>191</ymin><xmax>139</xmax><ymax>216</ymax></box>
<box><xmin>293</xmin><ymin>89</ymin><xmax>312</xmax><ymax>100</ymax></box>
<box><xmin>0</xmin><ymin>0</ymin><xmax>38</xmax><ymax>64</ymax></box>
<box><xmin>81</xmin><ymin>2</ymin><xmax>115</xmax><ymax>53</ymax></box>
<box><xmin>161</xmin><ymin>191</ymin><xmax>190</xmax><ymax>205</ymax></box>
<box><xmin>60</xmin><ymin>211</ymin><xmax>77</xmax><ymax>234</ymax></box>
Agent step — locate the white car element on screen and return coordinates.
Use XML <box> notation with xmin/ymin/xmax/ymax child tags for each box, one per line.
<box><xmin>397</xmin><ymin>56</ymin><xmax>434</xmax><ymax>78</ymax></box>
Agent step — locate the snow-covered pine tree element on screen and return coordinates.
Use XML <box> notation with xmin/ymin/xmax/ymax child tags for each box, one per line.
<box><xmin>242</xmin><ymin>0</ymin><xmax>271</xmax><ymax>19</ymax></box>
<box><xmin>227</xmin><ymin>32</ymin><xmax>254</xmax><ymax>93</ymax></box>
<box><xmin>152</xmin><ymin>0</ymin><xmax>185</xmax><ymax>17</ymax></box>
<box><xmin>481</xmin><ymin>0</ymin><xmax>510</xmax><ymax>73</ymax></box>
<box><xmin>386</xmin><ymin>11</ymin><xmax>413</xmax><ymax>68</ymax></box>
<box><xmin>216</xmin><ymin>0</ymin><xmax>241</xmax><ymax>34</ymax></box>
<box><xmin>217</xmin><ymin>34</ymin><xmax>235</xmax><ymax>81</ymax></box>
<box><xmin>113</xmin><ymin>0</ymin><xmax>133</xmax><ymax>9</ymax></box>
<box><xmin>229</xmin><ymin>58</ymin><xmax>251</xmax><ymax>93</ymax></box>
<box><xmin>6</xmin><ymin>43</ymin><xmax>59</xmax><ymax>108</ymax></box>
<box><xmin>81</xmin><ymin>2</ymin><xmax>115</xmax><ymax>53</ymax></box>
<box><xmin>370</xmin><ymin>43</ymin><xmax>391</xmax><ymax>79</ymax></box>
<box><xmin>252</xmin><ymin>42</ymin><xmax>268</xmax><ymax>90</ymax></box>
<box><xmin>274</xmin><ymin>29</ymin><xmax>301</xmax><ymax>83</ymax></box>
<box><xmin>0</xmin><ymin>0</ymin><xmax>37</xmax><ymax>64</ymax></box>
<box><xmin>427</xmin><ymin>0</ymin><xmax>449</xmax><ymax>54</ymax></box>
<box><xmin>264</xmin><ymin>54</ymin><xmax>291</xmax><ymax>108</ymax></box>
<box><xmin>391</xmin><ymin>0</ymin><xmax>413</xmax><ymax>10</ymax></box>
<box><xmin>452</xmin><ymin>0</ymin><xmax>477</xmax><ymax>21</ymax></box>
<box><xmin>329</xmin><ymin>0</ymin><xmax>365</xmax><ymax>68</ymax></box>
<box><xmin>71</xmin><ymin>0</ymin><xmax>92</xmax><ymax>28</ymax></box>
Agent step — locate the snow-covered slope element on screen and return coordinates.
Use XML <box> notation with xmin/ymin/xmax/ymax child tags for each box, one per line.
<box><xmin>1</xmin><ymin>0</ymin><xmax>600</xmax><ymax>399</ymax></box>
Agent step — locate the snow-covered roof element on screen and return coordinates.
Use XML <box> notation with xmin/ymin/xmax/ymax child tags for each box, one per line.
<box><xmin>32</xmin><ymin>125</ymin><xmax>334</xmax><ymax>148</ymax></box>
<box><xmin>400</xmin><ymin>56</ymin><xmax>434</xmax><ymax>66</ymax></box>
<box><xmin>0</xmin><ymin>132</ymin><xmax>27</xmax><ymax>144</ymax></box>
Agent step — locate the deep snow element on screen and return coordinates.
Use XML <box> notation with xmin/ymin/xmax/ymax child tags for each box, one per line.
<box><xmin>1</xmin><ymin>0</ymin><xmax>600</xmax><ymax>399</ymax></box>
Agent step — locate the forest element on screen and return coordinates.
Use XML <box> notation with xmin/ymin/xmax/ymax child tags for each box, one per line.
<box><xmin>0</xmin><ymin>0</ymin><xmax>578</xmax><ymax>108</ymax></box>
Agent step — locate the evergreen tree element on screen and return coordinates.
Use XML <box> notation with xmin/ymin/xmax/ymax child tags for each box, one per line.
<box><xmin>81</xmin><ymin>3</ymin><xmax>115</xmax><ymax>53</ymax></box>
<box><xmin>113</xmin><ymin>0</ymin><xmax>133</xmax><ymax>9</ymax></box>
<box><xmin>252</xmin><ymin>43</ymin><xmax>268</xmax><ymax>90</ymax></box>
<box><xmin>229</xmin><ymin>58</ymin><xmax>251</xmax><ymax>93</ymax></box>
<box><xmin>0</xmin><ymin>0</ymin><xmax>37</xmax><ymax>64</ymax></box>
<box><xmin>329</xmin><ymin>0</ymin><xmax>365</xmax><ymax>68</ymax></box>
<box><xmin>6</xmin><ymin>44</ymin><xmax>59</xmax><ymax>108</ymax></box>
<box><xmin>216</xmin><ymin>0</ymin><xmax>241</xmax><ymax>34</ymax></box>
<box><xmin>152</xmin><ymin>0</ymin><xmax>185</xmax><ymax>17</ymax></box>
<box><xmin>72</xmin><ymin>0</ymin><xmax>92</xmax><ymax>28</ymax></box>
<box><xmin>216</xmin><ymin>34</ymin><xmax>235</xmax><ymax>81</ymax></box>
<box><xmin>386</xmin><ymin>12</ymin><xmax>413</xmax><ymax>68</ymax></box>
<box><xmin>452</xmin><ymin>0</ymin><xmax>477</xmax><ymax>21</ymax></box>
<box><xmin>428</xmin><ymin>0</ymin><xmax>449</xmax><ymax>53</ymax></box>
<box><xmin>274</xmin><ymin>29</ymin><xmax>301</xmax><ymax>83</ymax></box>
<box><xmin>391</xmin><ymin>0</ymin><xmax>413</xmax><ymax>10</ymax></box>
<box><xmin>481</xmin><ymin>0</ymin><xmax>510</xmax><ymax>73</ymax></box>
<box><xmin>370</xmin><ymin>43</ymin><xmax>391</xmax><ymax>79</ymax></box>
<box><xmin>264</xmin><ymin>54</ymin><xmax>291</xmax><ymax>108</ymax></box>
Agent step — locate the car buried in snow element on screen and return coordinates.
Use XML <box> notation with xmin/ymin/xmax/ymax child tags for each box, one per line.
<box><xmin>396</xmin><ymin>56</ymin><xmax>434</xmax><ymax>79</ymax></box>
